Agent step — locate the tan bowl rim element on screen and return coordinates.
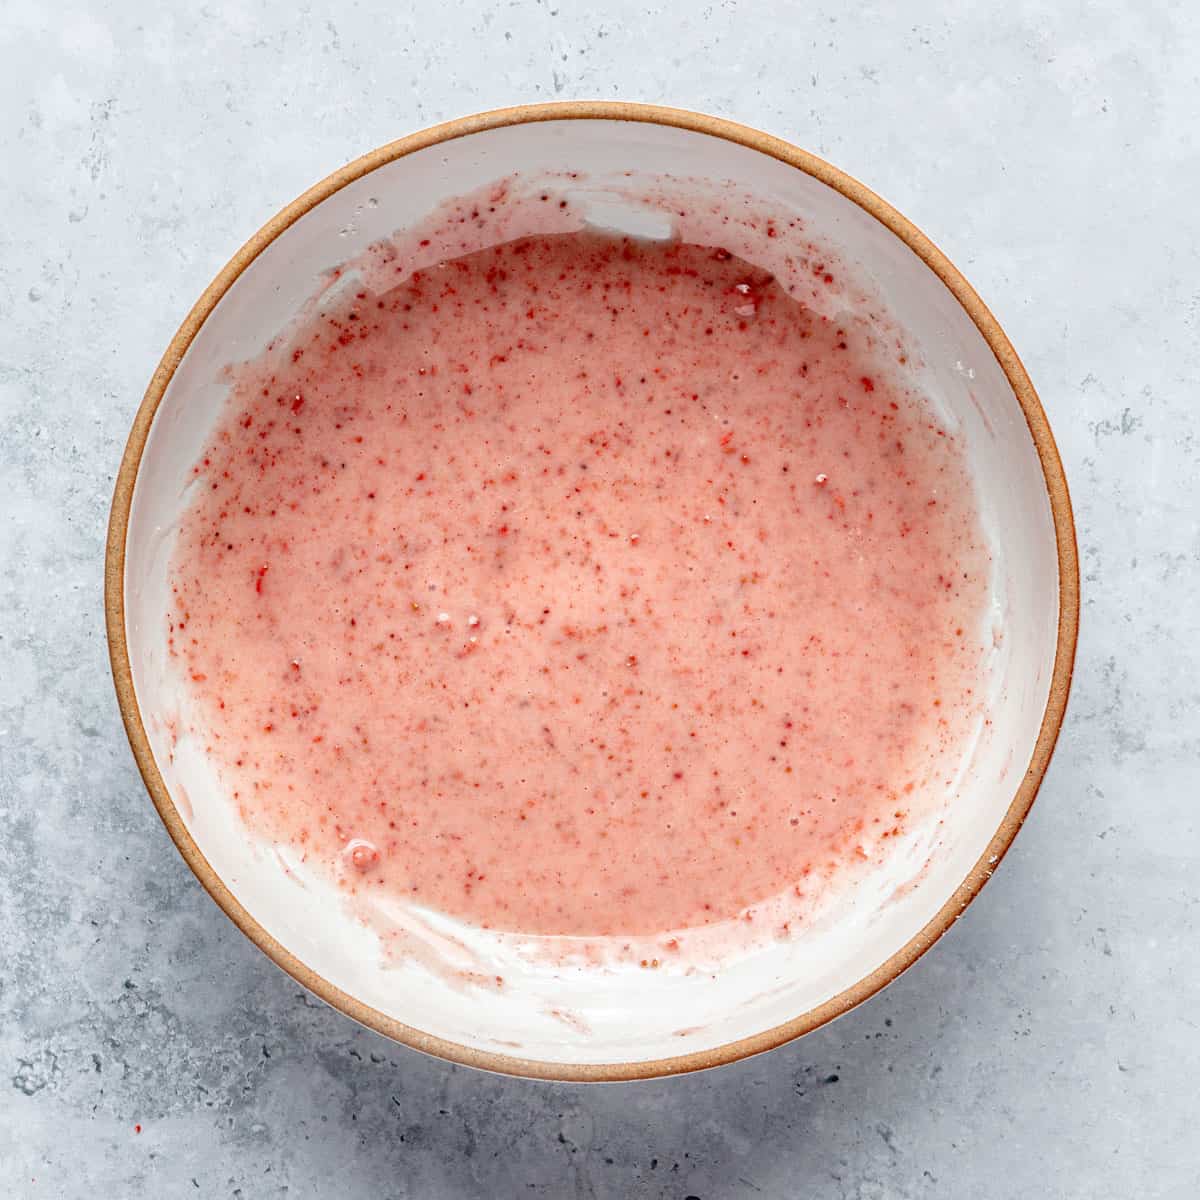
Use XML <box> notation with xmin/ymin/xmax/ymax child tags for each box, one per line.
<box><xmin>105</xmin><ymin>100</ymin><xmax>1079</xmax><ymax>1082</ymax></box>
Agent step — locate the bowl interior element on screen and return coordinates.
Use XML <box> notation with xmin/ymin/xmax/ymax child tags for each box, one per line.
<box><xmin>121</xmin><ymin>114</ymin><xmax>1063</xmax><ymax>1071</ymax></box>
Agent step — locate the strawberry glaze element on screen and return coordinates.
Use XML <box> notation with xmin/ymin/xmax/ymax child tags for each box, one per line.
<box><xmin>169</xmin><ymin>225</ymin><xmax>990</xmax><ymax>938</ymax></box>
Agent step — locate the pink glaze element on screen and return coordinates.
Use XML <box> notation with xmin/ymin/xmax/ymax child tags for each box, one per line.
<box><xmin>169</xmin><ymin>227</ymin><xmax>990</xmax><ymax>938</ymax></box>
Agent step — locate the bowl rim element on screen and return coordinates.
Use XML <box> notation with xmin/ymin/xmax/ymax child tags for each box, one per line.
<box><xmin>105</xmin><ymin>100</ymin><xmax>1079</xmax><ymax>1082</ymax></box>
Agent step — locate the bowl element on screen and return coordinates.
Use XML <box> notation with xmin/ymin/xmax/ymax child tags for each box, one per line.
<box><xmin>106</xmin><ymin>102</ymin><xmax>1078</xmax><ymax>1080</ymax></box>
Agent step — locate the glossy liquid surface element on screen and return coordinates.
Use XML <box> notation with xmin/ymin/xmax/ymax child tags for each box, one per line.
<box><xmin>170</xmin><ymin>231</ymin><xmax>990</xmax><ymax>937</ymax></box>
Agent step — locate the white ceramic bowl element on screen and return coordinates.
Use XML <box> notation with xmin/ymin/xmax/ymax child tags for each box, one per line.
<box><xmin>106</xmin><ymin>103</ymin><xmax>1078</xmax><ymax>1080</ymax></box>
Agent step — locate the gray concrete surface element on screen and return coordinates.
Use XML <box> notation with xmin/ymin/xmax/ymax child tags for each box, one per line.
<box><xmin>2</xmin><ymin>2</ymin><xmax>1197</xmax><ymax>1196</ymax></box>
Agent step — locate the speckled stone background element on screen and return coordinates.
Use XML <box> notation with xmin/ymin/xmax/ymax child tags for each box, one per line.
<box><xmin>2</xmin><ymin>1</ymin><xmax>1197</xmax><ymax>1196</ymax></box>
